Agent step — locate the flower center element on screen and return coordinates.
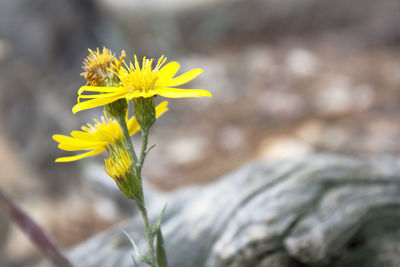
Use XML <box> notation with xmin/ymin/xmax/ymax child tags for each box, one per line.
<box><xmin>118</xmin><ymin>55</ymin><xmax>166</xmax><ymax>92</ymax></box>
<box><xmin>120</xmin><ymin>69</ymin><xmax>158</xmax><ymax>92</ymax></box>
<box><xmin>83</xmin><ymin>114</ymin><xmax>123</xmax><ymax>146</ymax></box>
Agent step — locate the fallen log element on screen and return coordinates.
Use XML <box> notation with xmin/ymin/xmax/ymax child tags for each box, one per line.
<box><xmin>67</xmin><ymin>155</ymin><xmax>400</xmax><ymax>267</ymax></box>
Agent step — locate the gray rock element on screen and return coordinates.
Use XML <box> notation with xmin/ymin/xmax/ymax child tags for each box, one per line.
<box><xmin>68</xmin><ymin>154</ymin><xmax>400</xmax><ymax>266</ymax></box>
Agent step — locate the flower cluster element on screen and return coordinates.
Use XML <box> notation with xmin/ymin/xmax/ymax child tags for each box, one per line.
<box><xmin>53</xmin><ymin>47</ymin><xmax>211</xmax><ymax>195</ymax></box>
<box><xmin>52</xmin><ymin>47</ymin><xmax>211</xmax><ymax>267</ymax></box>
<box><xmin>73</xmin><ymin>54</ymin><xmax>211</xmax><ymax>114</ymax></box>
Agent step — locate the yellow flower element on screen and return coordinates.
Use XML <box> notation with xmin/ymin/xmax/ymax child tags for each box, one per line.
<box><xmin>103</xmin><ymin>149</ymin><xmax>138</xmax><ymax>199</ymax></box>
<box><xmin>72</xmin><ymin>55</ymin><xmax>211</xmax><ymax>113</ymax></box>
<box><xmin>103</xmin><ymin>149</ymin><xmax>132</xmax><ymax>184</ymax></box>
<box><xmin>53</xmin><ymin>101</ymin><xmax>168</xmax><ymax>162</ymax></box>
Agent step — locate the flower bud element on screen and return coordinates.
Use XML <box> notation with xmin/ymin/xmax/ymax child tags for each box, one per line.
<box><xmin>103</xmin><ymin>149</ymin><xmax>142</xmax><ymax>201</ymax></box>
<box><xmin>133</xmin><ymin>97</ymin><xmax>156</xmax><ymax>132</ymax></box>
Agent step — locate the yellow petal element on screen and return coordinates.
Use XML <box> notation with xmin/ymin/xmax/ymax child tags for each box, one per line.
<box><xmin>58</xmin><ymin>142</ymin><xmax>106</xmax><ymax>151</ymax></box>
<box><xmin>78</xmin><ymin>93</ymin><xmax>122</xmax><ymax>99</ymax></box>
<box><xmin>127</xmin><ymin>116</ymin><xmax>140</xmax><ymax>135</ymax></box>
<box><xmin>157</xmin><ymin>62</ymin><xmax>180</xmax><ymax>84</ymax></box>
<box><xmin>53</xmin><ymin>135</ymin><xmax>105</xmax><ymax>151</ymax></box>
<box><xmin>160</xmin><ymin>68</ymin><xmax>203</xmax><ymax>87</ymax></box>
<box><xmin>72</xmin><ymin>95</ymin><xmax>123</xmax><ymax>114</ymax></box>
<box><xmin>126</xmin><ymin>90</ymin><xmax>157</xmax><ymax>99</ymax></box>
<box><xmin>70</xmin><ymin>131</ymin><xmax>96</xmax><ymax>140</ymax></box>
<box><xmin>55</xmin><ymin>148</ymin><xmax>104</xmax><ymax>162</ymax></box>
<box><xmin>155</xmin><ymin>101</ymin><xmax>168</xmax><ymax>118</ymax></box>
<box><xmin>156</xmin><ymin>88</ymin><xmax>212</xmax><ymax>98</ymax></box>
<box><xmin>53</xmin><ymin>134</ymin><xmax>100</xmax><ymax>145</ymax></box>
<box><xmin>78</xmin><ymin>86</ymin><xmax>120</xmax><ymax>95</ymax></box>
<box><xmin>58</xmin><ymin>144</ymin><xmax>107</xmax><ymax>151</ymax></box>
<box><xmin>141</xmin><ymin>90</ymin><xmax>158</xmax><ymax>98</ymax></box>
<box><xmin>77</xmin><ymin>91</ymin><xmax>128</xmax><ymax>104</ymax></box>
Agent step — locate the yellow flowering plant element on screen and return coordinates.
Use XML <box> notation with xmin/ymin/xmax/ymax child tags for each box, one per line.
<box><xmin>53</xmin><ymin>47</ymin><xmax>211</xmax><ymax>267</ymax></box>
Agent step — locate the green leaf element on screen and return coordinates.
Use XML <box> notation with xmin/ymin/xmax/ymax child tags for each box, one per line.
<box><xmin>152</xmin><ymin>204</ymin><xmax>167</xmax><ymax>235</ymax></box>
<box><xmin>139</xmin><ymin>255</ymin><xmax>152</xmax><ymax>265</ymax></box>
<box><xmin>131</xmin><ymin>255</ymin><xmax>139</xmax><ymax>267</ymax></box>
<box><xmin>156</xmin><ymin>228</ymin><xmax>168</xmax><ymax>267</ymax></box>
<box><xmin>122</xmin><ymin>229</ymin><xmax>152</xmax><ymax>265</ymax></box>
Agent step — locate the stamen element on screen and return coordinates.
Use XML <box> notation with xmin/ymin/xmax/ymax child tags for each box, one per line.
<box><xmin>117</xmin><ymin>54</ymin><xmax>160</xmax><ymax>93</ymax></box>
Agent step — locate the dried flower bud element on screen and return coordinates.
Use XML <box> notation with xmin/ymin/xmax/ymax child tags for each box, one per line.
<box><xmin>81</xmin><ymin>47</ymin><xmax>116</xmax><ymax>85</ymax></box>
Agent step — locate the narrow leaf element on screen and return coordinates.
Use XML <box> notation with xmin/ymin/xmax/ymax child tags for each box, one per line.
<box><xmin>131</xmin><ymin>255</ymin><xmax>139</xmax><ymax>267</ymax></box>
<box><xmin>122</xmin><ymin>229</ymin><xmax>151</xmax><ymax>265</ymax></box>
<box><xmin>152</xmin><ymin>204</ymin><xmax>167</xmax><ymax>234</ymax></box>
<box><xmin>156</xmin><ymin>228</ymin><xmax>168</xmax><ymax>267</ymax></box>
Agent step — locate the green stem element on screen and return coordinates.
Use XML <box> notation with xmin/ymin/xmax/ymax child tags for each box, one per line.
<box><xmin>138</xmin><ymin>129</ymin><xmax>149</xmax><ymax>172</ymax></box>
<box><xmin>137</xmin><ymin>129</ymin><xmax>157</xmax><ymax>266</ymax></box>
<box><xmin>116</xmin><ymin>116</ymin><xmax>138</xmax><ymax>164</ymax></box>
<box><xmin>117</xmin><ymin>118</ymin><xmax>161</xmax><ymax>266</ymax></box>
<box><xmin>137</xmin><ymin>202</ymin><xmax>156</xmax><ymax>267</ymax></box>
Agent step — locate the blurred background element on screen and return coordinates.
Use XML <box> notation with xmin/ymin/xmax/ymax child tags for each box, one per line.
<box><xmin>1</xmin><ymin>0</ymin><xmax>400</xmax><ymax>265</ymax></box>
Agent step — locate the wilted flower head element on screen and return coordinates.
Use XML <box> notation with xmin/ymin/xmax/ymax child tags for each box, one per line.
<box><xmin>80</xmin><ymin>47</ymin><xmax>119</xmax><ymax>86</ymax></box>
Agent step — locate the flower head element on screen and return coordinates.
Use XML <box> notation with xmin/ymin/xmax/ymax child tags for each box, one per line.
<box><xmin>73</xmin><ymin>55</ymin><xmax>211</xmax><ymax>113</ymax></box>
<box><xmin>80</xmin><ymin>47</ymin><xmax>121</xmax><ymax>86</ymax></box>
<box><xmin>103</xmin><ymin>149</ymin><xmax>139</xmax><ymax>199</ymax></box>
<box><xmin>53</xmin><ymin>102</ymin><xmax>168</xmax><ymax>162</ymax></box>
<box><xmin>103</xmin><ymin>149</ymin><xmax>133</xmax><ymax>183</ymax></box>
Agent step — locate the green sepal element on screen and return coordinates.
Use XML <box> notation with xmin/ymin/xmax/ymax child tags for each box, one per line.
<box><xmin>105</xmin><ymin>98</ymin><xmax>128</xmax><ymax>121</ymax></box>
<box><xmin>133</xmin><ymin>97</ymin><xmax>156</xmax><ymax>132</ymax></box>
